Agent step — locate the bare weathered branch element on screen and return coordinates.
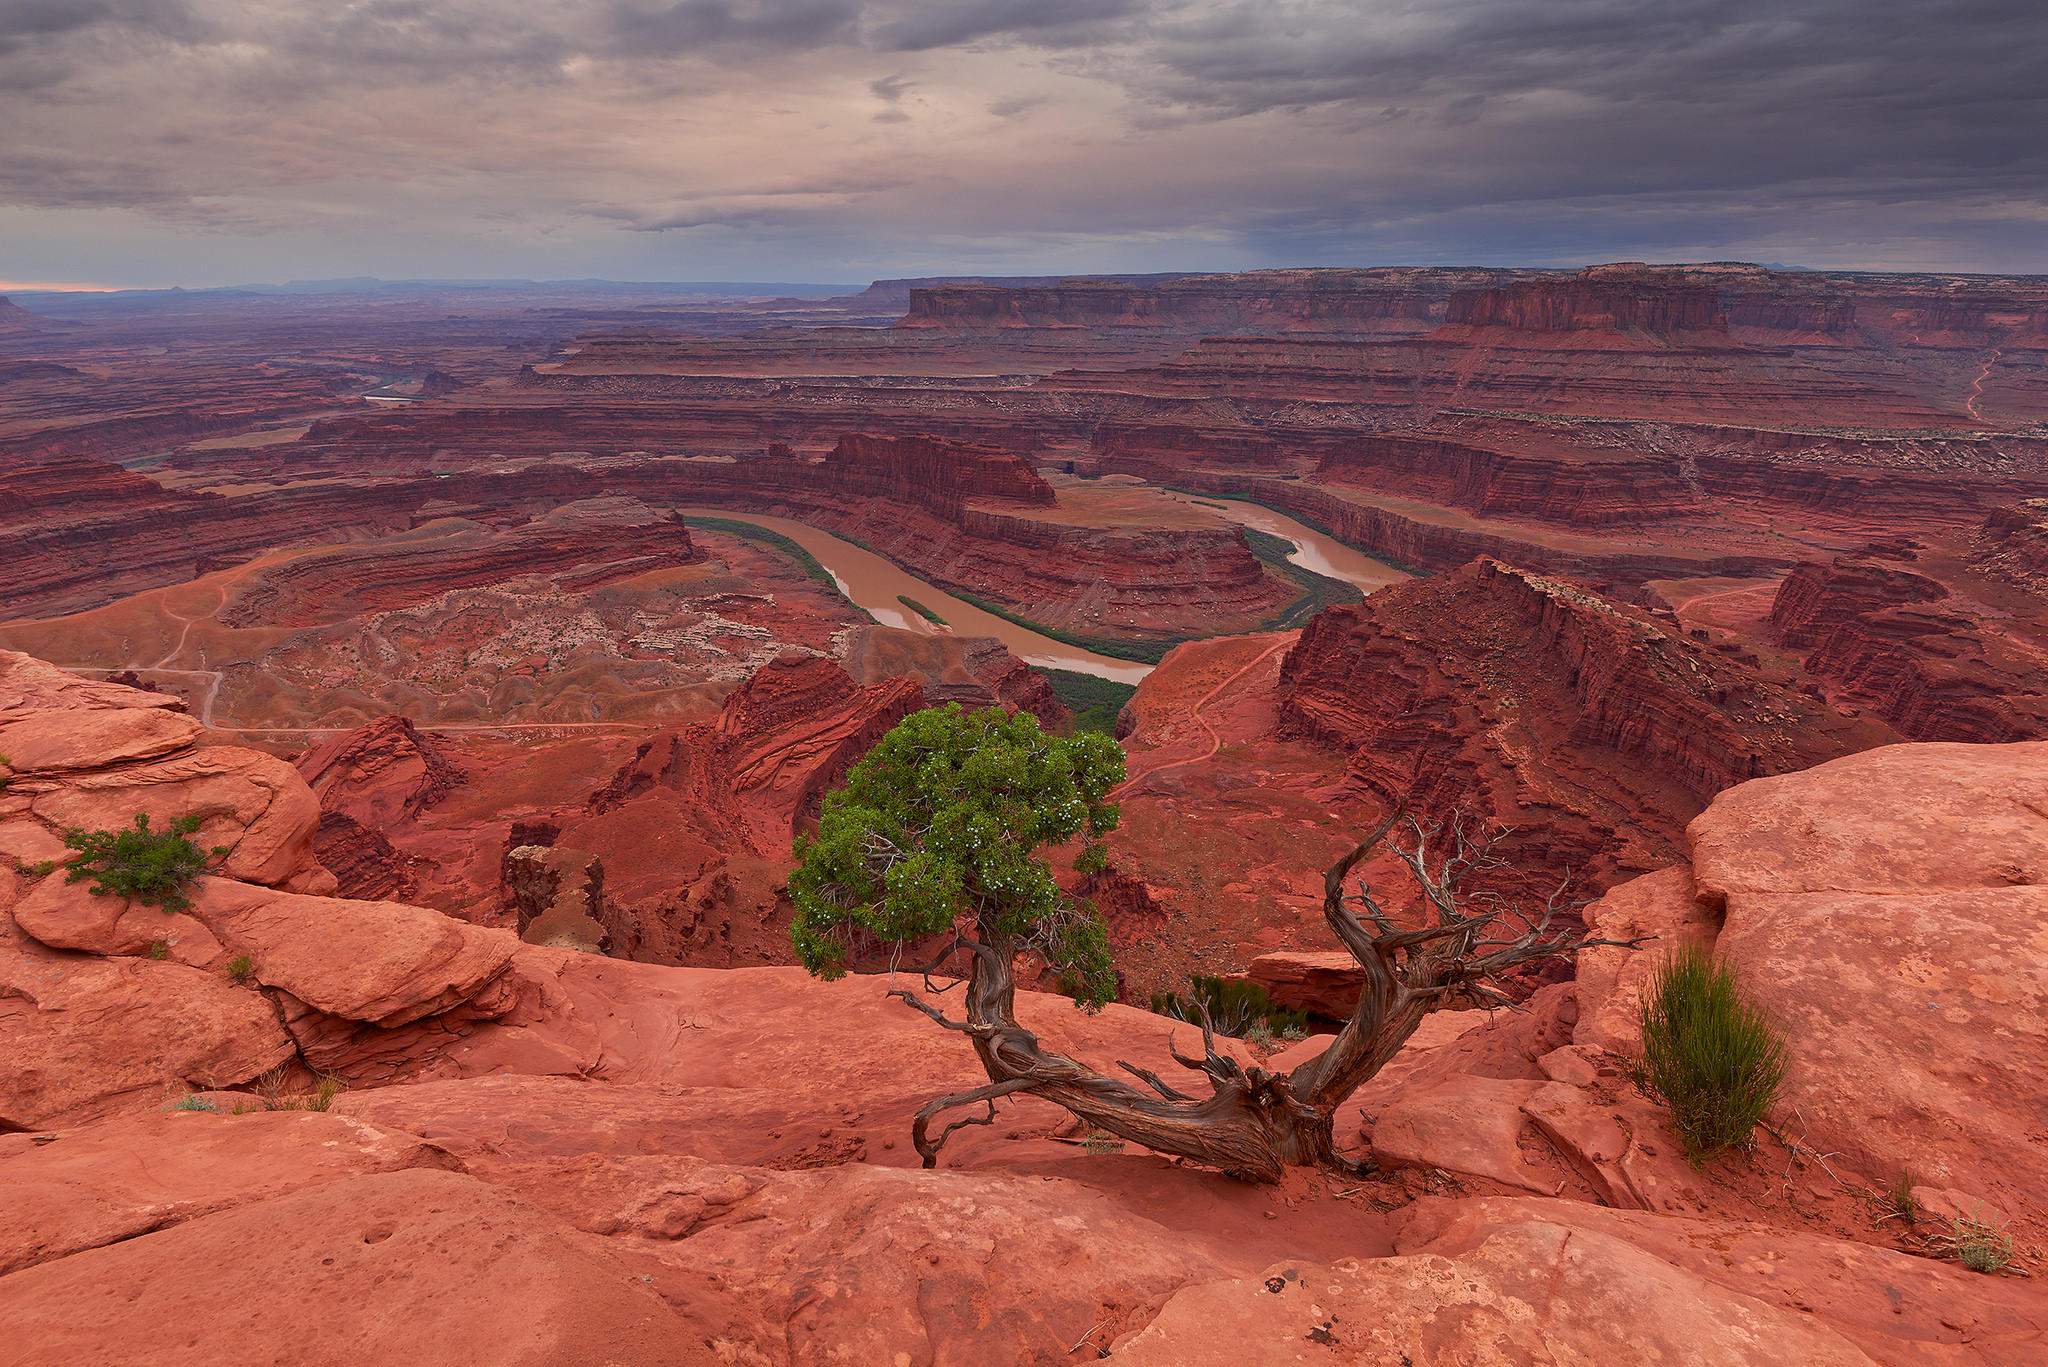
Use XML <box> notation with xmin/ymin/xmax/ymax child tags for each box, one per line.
<box><xmin>888</xmin><ymin>800</ymin><xmax>1641</xmax><ymax>1183</ymax></box>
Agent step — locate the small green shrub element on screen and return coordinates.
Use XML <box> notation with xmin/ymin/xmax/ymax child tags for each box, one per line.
<box><xmin>1931</xmin><ymin>1210</ymin><xmax>2016</xmax><ymax>1274</ymax></box>
<box><xmin>29</xmin><ymin>860</ymin><xmax>59</xmax><ymax>877</ymax></box>
<box><xmin>146</xmin><ymin>941</ymin><xmax>170</xmax><ymax>961</ymax></box>
<box><xmin>1151</xmin><ymin>975</ymin><xmax>1311</xmax><ymax>1040</ymax></box>
<box><xmin>61</xmin><ymin>814</ymin><xmax>228</xmax><ymax>912</ymax></box>
<box><xmin>1629</xmin><ymin>945</ymin><xmax>1787</xmax><ymax>1162</ymax></box>
<box><xmin>223</xmin><ymin>954</ymin><xmax>255</xmax><ymax>984</ymax></box>
<box><xmin>170</xmin><ymin>1093</ymin><xmax>217</xmax><ymax>1112</ymax></box>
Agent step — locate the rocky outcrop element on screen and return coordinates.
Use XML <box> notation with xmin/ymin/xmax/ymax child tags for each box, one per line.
<box><xmin>297</xmin><ymin>715</ymin><xmax>467</xmax><ymax>826</ymax></box>
<box><xmin>220</xmin><ymin>497</ymin><xmax>703</xmax><ymax>628</ymax></box>
<box><xmin>1769</xmin><ymin>541</ymin><xmax>2048</xmax><ymax>742</ymax></box>
<box><xmin>1276</xmin><ymin>559</ymin><xmax>1867</xmax><ymax>884</ymax></box>
<box><xmin>817</xmin><ymin>432</ymin><xmax>1054</xmax><ymax>509</ymax></box>
<box><xmin>503</xmin><ymin>842</ymin><xmax>611</xmax><ymax>953</ymax></box>
<box><xmin>840</xmin><ymin>626</ymin><xmax>1068</xmax><ymax>731</ymax></box>
<box><xmin>587</xmin><ymin>652</ymin><xmax>922</xmax><ymax>847</ymax></box>
<box><xmin>310</xmin><ymin>810</ymin><xmax>421</xmax><ymax>902</ymax></box>
<box><xmin>1976</xmin><ymin>498</ymin><xmax>2048</xmax><ymax>584</ymax></box>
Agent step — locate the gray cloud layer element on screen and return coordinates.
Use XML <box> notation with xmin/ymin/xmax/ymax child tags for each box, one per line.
<box><xmin>1</xmin><ymin>0</ymin><xmax>2043</xmax><ymax>284</ymax></box>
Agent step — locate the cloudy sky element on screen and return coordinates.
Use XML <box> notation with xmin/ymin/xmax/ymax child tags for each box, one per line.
<box><xmin>2</xmin><ymin>0</ymin><xmax>2044</xmax><ymax>288</ymax></box>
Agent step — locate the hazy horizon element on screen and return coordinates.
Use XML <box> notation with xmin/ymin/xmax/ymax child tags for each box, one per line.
<box><xmin>5</xmin><ymin>1</ymin><xmax>2044</xmax><ymax>289</ymax></box>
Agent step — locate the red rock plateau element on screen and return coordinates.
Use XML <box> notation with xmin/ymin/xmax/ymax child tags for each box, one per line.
<box><xmin>3</xmin><ymin>650</ymin><xmax>2044</xmax><ymax>1364</ymax></box>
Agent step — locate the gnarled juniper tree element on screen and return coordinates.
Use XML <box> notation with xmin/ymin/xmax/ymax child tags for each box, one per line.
<box><xmin>792</xmin><ymin>703</ymin><xmax>1642</xmax><ymax>1182</ymax></box>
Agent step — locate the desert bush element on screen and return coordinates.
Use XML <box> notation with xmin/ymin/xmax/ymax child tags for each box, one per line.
<box><xmin>223</xmin><ymin>954</ymin><xmax>255</xmax><ymax>983</ymax></box>
<box><xmin>1629</xmin><ymin>944</ymin><xmax>1786</xmax><ymax>1162</ymax></box>
<box><xmin>1150</xmin><ymin>975</ymin><xmax>1311</xmax><ymax>1040</ymax></box>
<box><xmin>62</xmin><ymin>813</ymin><xmax>228</xmax><ymax>912</ymax></box>
<box><xmin>1931</xmin><ymin>1210</ymin><xmax>2016</xmax><ymax>1274</ymax></box>
<box><xmin>170</xmin><ymin>1093</ymin><xmax>217</xmax><ymax>1112</ymax></box>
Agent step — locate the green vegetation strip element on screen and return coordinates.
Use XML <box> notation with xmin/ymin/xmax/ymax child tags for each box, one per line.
<box><xmin>1042</xmin><ymin>669</ymin><xmax>1138</xmax><ymax>735</ymax></box>
<box><xmin>1241</xmin><ymin>527</ymin><xmax>1363</xmax><ymax>628</ymax></box>
<box><xmin>896</xmin><ymin>595</ymin><xmax>948</xmax><ymax>627</ymax></box>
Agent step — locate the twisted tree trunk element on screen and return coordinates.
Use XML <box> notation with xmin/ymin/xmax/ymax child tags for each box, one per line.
<box><xmin>893</xmin><ymin>806</ymin><xmax>1643</xmax><ymax>1181</ymax></box>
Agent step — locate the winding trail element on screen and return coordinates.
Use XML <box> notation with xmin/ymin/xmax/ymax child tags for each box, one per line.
<box><xmin>1965</xmin><ymin>348</ymin><xmax>2003</xmax><ymax>422</ymax></box>
<box><xmin>1110</xmin><ymin>637</ymin><xmax>1293</xmax><ymax>800</ymax></box>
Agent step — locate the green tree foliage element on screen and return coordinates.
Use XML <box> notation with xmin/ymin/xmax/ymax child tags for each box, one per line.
<box><xmin>1630</xmin><ymin>944</ymin><xmax>1788</xmax><ymax>1162</ymax></box>
<box><xmin>790</xmin><ymin>704</ymin><xmax>1125</xmax><ymax>1005</ymax></box>
<box><xmin>62</xmin><ymin>813</ymin><xmax>228</xmax><ymax>913</ymax></box>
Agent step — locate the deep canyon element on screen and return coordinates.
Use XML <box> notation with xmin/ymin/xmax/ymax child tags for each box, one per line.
<box><xmin>1</xmin><ymin>264</ymin><xmax>2044</xmax><ymax>1364</ymax></box>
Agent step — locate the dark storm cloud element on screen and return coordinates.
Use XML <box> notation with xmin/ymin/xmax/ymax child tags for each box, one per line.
<box><xmin>2</xmin><ymin>0</ymin><xmax>2045</xmax><ymax>282</ymax></box>
<box><xmin>603</xmin><ymin>0</ymin><xmax>861</xmax><ymax>58</ymax></box>
<box><xmin>875</xmin><ymin>0</ymin><xmax>1152</xmax><ymax>52</ymax></box>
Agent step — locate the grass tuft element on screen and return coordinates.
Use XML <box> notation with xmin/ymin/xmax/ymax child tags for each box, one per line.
<box><xmin>1930</xmin><ymin>1209</ymin><xmax>2017</xmax><ymax>1274</ymax></box>
<box><xmin>1628</xmin><ymin>944</ymin><xmax>1787</xmax><ymax>1163</ymax></box>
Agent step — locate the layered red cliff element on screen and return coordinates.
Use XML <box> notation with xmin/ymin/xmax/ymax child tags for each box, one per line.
<box><xmin>1276</xmin><ymin>559</ymin><xmax>1883</xmax><ymax>883</ymax></box>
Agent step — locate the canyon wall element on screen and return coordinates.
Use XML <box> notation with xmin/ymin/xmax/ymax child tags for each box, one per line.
<box><xmin>1276</xmin><ymin>559</ymin><xmax>1872</xmax><ymax>882</ymax></box>
<box><xmin>1768</xmin><ymin>541</ymin><xmax>2048</xmax><ymax>743</ymax></box>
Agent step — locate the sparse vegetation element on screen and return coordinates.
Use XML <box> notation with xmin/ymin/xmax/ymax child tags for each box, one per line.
<box><xmin>146</xmin><ymin>940</ymin><xmax>170</xmax><ymax>961</ymax></box>
<box><xmin>1241</xmin><ymin>527</ymin><xmax>1364</xmax><ymax>628</ymax></box>
<box><xmin>1151</xmin><ymin>975</ymin><xmax>1311</xmax><ymax>1041</ymax></box>
<box><xmin>223</xmin><ymin>954</ymin><xmax>255</xmax><ymax>984</ymax></box>
<box><xmin>1043</xmin><ymin>668</ymin><xmax>1138</xmax><ymax>736</ymax></box>
<box><xmin>1884</xmin><ymin>1170</ymin><xmax>1920</xmax><ymax>1224</ymax></box>
<box><xmin>1629</xmin><ymin>945</ymin><xmax>1787</xmax><ymax>1162</ymax></box>
<box><xmin>896</xmin><ymin>594</ymin><xmax>948</xmax><ymax>626</ymax></box>
<box><xmin>29</xmin><ymin>860</ymin><xmax>59</xmax><ymax>877</ymax></box>
<box><xmin>170</xmin><ymin>1093</ymin><xmax>217</xmax><ymax>1112</ymax></box>
<box><xmin>1930</xmin><ymin>1209</ymin><xmax>2016</xmax><ymax>1274</ymax></box>
<box><xmin>254</xmin><ymin>1064</ymin><xmax>347</xmax><ymax>1112</ymax></box>
<box><xmin>61</xmin><ymin>813</ymin><xmax>229</xmax><ymax>912</ymax></box>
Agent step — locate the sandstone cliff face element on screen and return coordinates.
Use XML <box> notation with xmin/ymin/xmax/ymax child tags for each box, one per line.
<box><xmin>1093</xmin><ymin>450</ymin><xmax>1788</xmax><ymax>583</ymax></box>
<box><xmin>1442</xmin><ymin>275</ymin><xmax>1731</xmax><ymax>337</ymax></box>
<box><xmin>814</xmin><ymin>432</ymin><xmax>1055</xmax><ymax>510</ymax></box>
<box><xmin>221</xmin><ymin>497</ymin><xmax>702</xmax><ymax>628</ymax></box>
<box><xmin>297</xmin><ymin>715</ymin><xmax>467</xmax><ymax>824</ymax></box>
<box><xmin>1276</xmin><ymin>559</ymin><xmax>1867</xmax><ymax>882</ymax></box>
<box><xmin>586</xmin><ymin>652</ymin><xmax>925</xmax><ymax>849</ymax></box>
<box><xmin>1768</xmin><ymin>542</ymin><xmax>2048</xmax><ymax>743</ymax></box>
